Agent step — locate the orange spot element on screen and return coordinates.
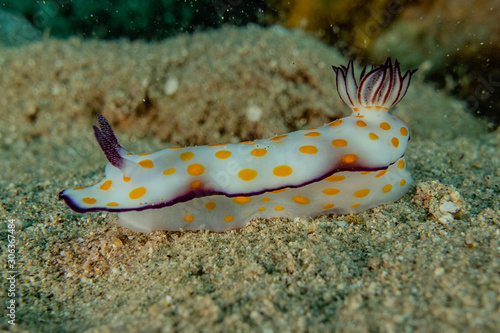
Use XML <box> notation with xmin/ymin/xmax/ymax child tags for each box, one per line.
<box><xmin>241</xmin><ymin>140</ymin><xmax>256</xmax><ymax>144</ymax></box>
<box><xmin>138</xmin><ymin>153</ymin><xmax>151</xmax><ymax>156</ymax></box>
<box><xmin>215</xmin><ymin>150</ymin><xmax>231</xmax><ymax>159</ymax></box>
<box><xmin>184</xmin><ymin>214</ymin><xmax>194</xmax><ymax>222</ymax></box>
<box><xmin>257</xmin><ymin>207</ymin><xmax>266</xmax><ymax>212</ymax></box>
<box><xmin>270</xmin><ymin>135</ymin><xmax>287</xmax><ymax>141</ymax></box>
<box><xmin>325</xmin><ymin>175</ymin><xmax>346</xmax><ymax>182</ymax></box>
<box><xmin>208</xmin><ymin>143</ymin><xmax>225</xmax><ymax>147</ymax></box>
<box><xmin>391</xmin><ymin>137</ymin><xmax>400</xmax><ymax>148</ymax></box>
<box><xmin>304</xmin><ymin>127</ymin><xmax>316</xmax><ymax>130</ymax></box>
<box><xmin>354</xmin><ymin>189</ymin><xmax>370</xmax><ymax>198</ymax></box>
<box><xmin>191</xmin><ymin>180</ymin><xmax>202</xmax><ymax>189</ymax></box>
<box><xmin>187</xmin><ymin>163</ymin><xmax>205</xmax><ymax>176</ymax></box>
<box><xmin>100</xmin><ymin>180</ymin><xmax>112</xmax><ymax>191</ymax></box>
<box><xmin>273</xmin><ymin>165</ymin><xmax>293</xmax><ymax>177</ymax></box>
<box><xmin>361</xmin><ymin>171</ymin><xmax>371</xmax><ymax>175</ymax></box>
<box><xmin>355</xmin><ymin>115</ymin><xmax>365</xmax><ymax>118</ymax></box>
<box><xmin>322</xmin><ymin>188</ymin><xmax>340</xmax><ymax>196</ymax></box>
<box><xmin>375</xmin><ymin>170</ymin><xmax>387</xmax><ymax>178</ymax></box>
<box><xmin>398</xmin><ymin>160</ymin><xmax>405</xmax><ymax>169</ymax></box>
<box><xmin>129</xmin><ymin>187</ymin><xmax>146</xmax><ymax>199</ymax></box>
<box><xmin>224</xmin><ymin>215</ymin><xmax>233</xmax><ymax>223</ymax></box>
<box><xmin>329</xmin><ymin>119</ymin><xmax>342</xmax><ymax>127</ymax></box>
<box><xmin>369</xmin><ymin>132</ymin><xmax>379</xmax><ymax>140</ymax></box>
<box><xmin>357</xmin><ymin>120</ymin><xmax>367</xmax><ymax>127</ymax></box>
<box><xmin>126</xmin><ymin>153</ymin><xmax>133</xmax><ymax>155</ymax></box>
<box><xmin>206</xmin><ymin>202</ymin><xmax>216</xmax><ymax>210</ymax></box>
<box><xmin>233</xmin><ymin>196</ymin><xmax>252</xmax><ymax>205</ymax></box>
<box><xmin>82</xmin><ymin>197</ymin><xmax>96</xmax><ymax>205</ymax></box>
<box><xmin>123</xmin><ymin>175</ymin><xmax>131</xmax><ymax>182</ymax></box>
<box><xmin>382</xmin><ymin>184</ymin><xmax>392</xmax><ymax>193</ymax></box>
<box><xmin>299</xmin><ymin>145</ymin><xmax>318</xmax><ymax>154</ymax></box>
<box><xmin>400</xmin><ymin>179</ymin><xmax>406</xmax><ymax>186</ymax></box>
<box><xmin>380</xmin><ymin>122</ymin><xmax>391</xmax><ymax>130</ymax></box>
<box><xmin>251</xmin><ymin>148</ymin><xmax>267</xmax><ymax>157</ymax></box>
<box><xmin>331</xmin><ymin>139</ymin><xmax>348</xmax><ymax>147</ymax></box>
<box><xmin>238</xmin><ymin>169</ymin><xmax>258</xmax><ymax>181</ymax></box>
<box><xmin>106</xmin><ymin>202</ymin><xmax>119</xmax><ymax>207</ymax></box>
<box><xmin>323</xmin><ymin>203</ymin><xmax>334</xmax><ymax>209</ymax></box>
<box><xmin>180</xmin><ymin>151</ymin><xmax>194</xmax><ymax>161</ymax></box>
<box><xmin>73</xmin><ymin>187</ymin><xmax>84</xmax><ymax>190</ymax></box>
<box><xmin>304</xmin><ymin>131</ymin><xmax>321</xmax><ymax>137</ymax></box>
<box><xmin>260</xmin><ymin>198</ymin><xmax>271</xmax><ymax>202</ymax></box>
<box><xmin>139</xmin><ymin>159</ymin><xmax>154</xmax><ymax>168</ymax></box>
<box><xmin>375</xmin><ymin>106</ymin><xmax>384</xmax><ymax>110</ymax></box>
<box><xmin>274</xmin><ymin>205</ymin><xmax>284</xmax><ymax>211</ymax></box>
<box><xmin>353</xmin><ymin>107</ymin><xmax>359</xmax><ymax>112</ymax></box>
<box><xmin>400</xmin><ymin>127</ymin><xmax>409</xmax><ymax>136</ymax></box>
<box><xmin>163</xmin><ymin>168</ymin><xmax>176</xmax><ymax>175</ymax></box>
<box><xmin>341</xmin><ymin>154</ymin><xmax>358</xmax><ymax>164</ymax></box>
<box><xmin>292</xmin><ymin>195</ymin><xmax>310</xmax><ymax>205</ymax></box>
<box><xmin>365</xmin><ymin>106</ymin><xmax>373</xmax><ymax>109</ymax></box>
<box><xmin>271</xmin><ymin>188</ymin><xmax>286</xmax><ymax>193</ymax></box>
<box><xmin>170</xmin><ymin>146</ymin><xmax>185</xmax><ymax>149</ymax></box>
<box><xmin>352</xmin><ymin>203</ymin><xmax>361</xmax><ymax>208</ymax></box>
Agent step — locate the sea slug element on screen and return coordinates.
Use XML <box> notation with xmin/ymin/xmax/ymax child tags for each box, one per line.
<box><xmin>59</xmin><ymin>59</ymin><xmax>417</xmax><ymax>233</ymax></box>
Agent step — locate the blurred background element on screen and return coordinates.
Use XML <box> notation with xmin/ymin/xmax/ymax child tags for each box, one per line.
<box><xmin>1</xmin><ymin>0</ymin><xmax>498</xmax><ymax>127</ymax></box>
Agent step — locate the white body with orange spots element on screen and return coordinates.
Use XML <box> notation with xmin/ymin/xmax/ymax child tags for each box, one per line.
<box><xmin>59</xmin><ymin>59</ymin><xmax>416</xmax><ymax>233</ymax></box>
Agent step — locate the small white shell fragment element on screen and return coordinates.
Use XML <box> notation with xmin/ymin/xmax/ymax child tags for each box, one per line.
<box><xmin>164</xmin><ymin>77</ymin><xmax>179</xmax><ymax>96</ymax></box>
<box><xmin>246</xmin><ymin>105</ymin><xmax>263</xmax><ymax>122</ymax></box>
<box><xmin>439</xmin><ymin>201</ymin><xmax>458</xmax><ymax>214</ymax></box>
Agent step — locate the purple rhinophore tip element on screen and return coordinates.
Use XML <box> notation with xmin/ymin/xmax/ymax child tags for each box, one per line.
<box><xmin>93</xmin><ymin>125</ymin><xmax>124</xmax><ymax>170</ymax></box>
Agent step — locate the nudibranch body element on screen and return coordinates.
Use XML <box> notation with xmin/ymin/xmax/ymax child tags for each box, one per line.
<box><xmin>59</xmin><ymin>59</ymin><xmax>417</xmax><ymax>233</ymax></box>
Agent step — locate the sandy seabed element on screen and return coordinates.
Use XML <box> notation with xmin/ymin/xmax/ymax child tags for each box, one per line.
<box><xmin>0</xmin><ymin>25</ymin><xmax>499</xmax><ymax>332</ymax></box>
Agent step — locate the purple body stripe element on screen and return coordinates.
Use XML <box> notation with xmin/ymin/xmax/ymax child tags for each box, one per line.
<box><xmin>58</xmin><ymin>151</ymin><xmax>406</xmax><ymax>214</ymax></box>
